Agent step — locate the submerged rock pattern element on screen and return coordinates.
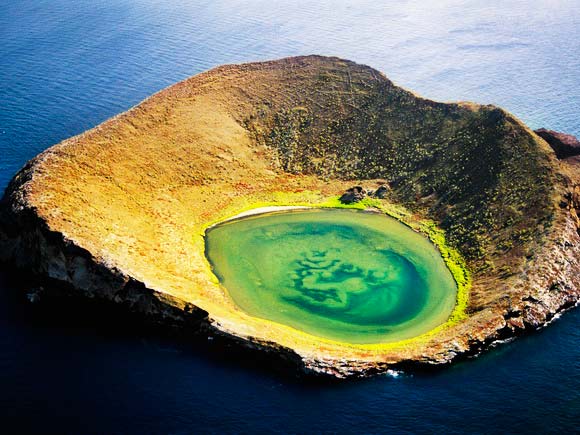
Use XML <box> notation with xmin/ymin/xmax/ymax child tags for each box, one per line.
<box><xmin>0</xmin><ymin>56</ymin><xmax>578</xmax><ymax>378</ymax></box>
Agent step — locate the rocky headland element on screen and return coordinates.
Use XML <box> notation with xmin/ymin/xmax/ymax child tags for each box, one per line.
<box><xmin>0</xmin><ymin>56</ymin><xmax>578</xmax><ymax>378</ymax></box>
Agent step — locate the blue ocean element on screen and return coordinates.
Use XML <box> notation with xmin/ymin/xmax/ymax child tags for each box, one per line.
<box><xmin>1</xmin><ymin>1</ymin><xmax>579</xmax><ymax>433</ymax></box>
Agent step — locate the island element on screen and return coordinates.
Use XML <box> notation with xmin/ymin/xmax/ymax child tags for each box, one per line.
<box><xmin>0</xmin><ymin>56</ymin><xmax>578</xmax><ymax>378</ymax></box>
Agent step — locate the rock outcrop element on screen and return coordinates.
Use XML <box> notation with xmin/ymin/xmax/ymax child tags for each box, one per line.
<box><xmin>339</xmin><ymin>186</ymin><xmax>367</xmax><ymax>203</ymax></box>
<box><xmin>339</xmin><ymin>185</ymin><xmax>390</xmax><ymax>203</ymax></box>
<box><xmin>535</xmin><ymin>128</ymin><xmax>580</xmax><ymax>159</ymax></box>
<box><xmin>372</xmin><ymin>185</ymin><xmax>389</xmax><ymax>199</ymax></box>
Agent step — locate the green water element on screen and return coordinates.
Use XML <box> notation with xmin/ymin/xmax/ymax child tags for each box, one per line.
<box><xmin>205</xmin><ymin>209</ymin><xmax>457</xmax><ymax>344</ymax></box>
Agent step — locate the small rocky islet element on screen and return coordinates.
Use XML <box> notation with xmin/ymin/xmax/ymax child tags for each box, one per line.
<box><xmin>0</xmin><ymin>56</ymin><xmax>578</xmax><ymax>378</ymax></box>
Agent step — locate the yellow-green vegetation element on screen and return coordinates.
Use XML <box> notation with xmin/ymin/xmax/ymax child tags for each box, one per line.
<box><xmin>1</xmin><ymin>55</ymin><xmax>565</xmax><ymax>370</ymax></box>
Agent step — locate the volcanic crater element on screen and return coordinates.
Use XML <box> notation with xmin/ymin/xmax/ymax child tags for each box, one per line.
<box><xmin>1</xmin><ymin>56</ymin><xmax>578</xmax><ymax>378</ymax></box>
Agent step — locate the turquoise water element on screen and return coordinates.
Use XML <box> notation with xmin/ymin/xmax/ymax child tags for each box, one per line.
<box><xmin>1</xmin><ymin>0</ymin><xmax>579</xmax><ymax>433</ymax></box>
<box><xmin>206</xmin><ymin>209</ymin><xmax>457</xmax><ymax>343</ymax></box>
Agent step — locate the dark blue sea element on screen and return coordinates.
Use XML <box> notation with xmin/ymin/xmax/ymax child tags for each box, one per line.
<box><xmin>1</xmin><ymin>1</ymin><xmax>579</xmax><ymax>433</ymax></box>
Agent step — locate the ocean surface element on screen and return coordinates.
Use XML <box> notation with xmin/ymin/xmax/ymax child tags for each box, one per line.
<box><xmin>1</xmin><ymin>0</ymin><xmax>579</xmax><ymax>433</ymax></box>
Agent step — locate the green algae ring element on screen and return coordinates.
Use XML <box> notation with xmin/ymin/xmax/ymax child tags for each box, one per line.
<box><xmin>205</xmin><ymin>208</ymin><xmax>457</xmax><ymax>344</ymax></box>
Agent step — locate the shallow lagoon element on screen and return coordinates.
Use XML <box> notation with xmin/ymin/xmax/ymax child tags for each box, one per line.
<box><xmin>206</xmin><ymin>209</ymin><xmax>456</xmax><ymax>343</ymax></box>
